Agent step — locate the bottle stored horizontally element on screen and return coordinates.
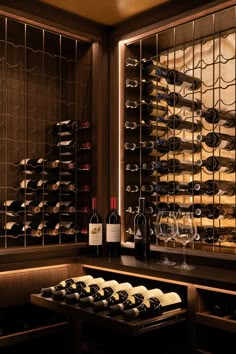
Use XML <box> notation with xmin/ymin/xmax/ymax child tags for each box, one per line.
<box><xmin>198</xmin><ymin>132</ymin><xmax>236</xmax><ymax>151</ymax></box>
<box><xmin>3</xmin><ymin>222</ymin><xmax>25</xmax><ymax>236</ymax></box>
<box><xmin>18</xmin><ymin>158</ymin><xmax>46</xmax><ymax>173</ymax></box>
<box><xmin>188</xmin><ymin>203</ymin><xmax>210</xmax><ymax>218</ymax></box>
<box><xmin>124</xmin><ymin>119</ymin><xmax>168</xmax><ymax>137</ymax></box>
<box><xmin>141</xmin><ymin>160</ymin><xmax>169</xmax><ymax>176</ymax></box>
<box><xmin>122</xmin><ymin>291</ymin><xmax>182</xmax><ymax>320</ymax></box>
<box><xmin>125</xmin><ymin>57</ymin><xmax>201</xmax><ymax>91</ymax></box>
<box><xmin>197</xmin><ymin>108</ymin><xmax>236</xmax><ymax>128</ymax></box>
<box><xmin>201</xmin><ymin>156</ymin><xmax>236</xmax><ymax>173</ymax></box>
<box><xmin>156</xmin><ymin>92</ymin><xmax>201</xmax><ymax>112</ymax></box>
<box><xmin>134</xmin><ymin>197</ymin><xmax>150</xmax><ymax>261</ymax></box>
<box><xmin>79</xmin><ymin>280</ymin><xmax>120</xmax><ymax>307</ymax></box>
<box><xmin>108</xmin><ymin>287</ymin><xmax>163</xmax><ymax>316</ymax></box>
<box><xmin>59</xmin><ymin>222</ymin><xmax>78</xmax><ymax>235</ymax></box>
<box><xmin>125</xmin><ymin>99</ymin><xmax>167</xmax><ymax>116</ymax></box>
<box><xmin>166</xmin><ymin>114</ymin><xmax>202</xmax><ymax>132</ymax></box>
<box><xmin>168</xmin><ymin>158</ymin><xmax>202</xmax><ymax>175</ymax></box>
<box><xmin>206</xmin><ymin>204</ymin><xmax>236</xmax><ymax>220</ymax></box>
<box><xmin>126</xmin><ymin>78</ymin><xmax>168</xmax><ymax>96</ymax></box>
<box><xmin>92</xmin><ymin>282</ymin><xmax>134</xmax><ymax>312</ymax></box>
<box><xmin>124</xmin><ymin>139</ymin><xmax>169</xmax><ymax>157</ymax></box>
<box><xmin>88</xmin><ymin>197</ymin><xmax>103</xmax><ymax>257</ymax></box>
<box><xmin>40</xmin><ymin>275</ymin><xmax>94</xmax><ymax>297</ymax></box>
<box><xmin>167</xmin><ymin>136</ymin><xmax>201</xmax><ymax>154</ymax></box>
<box><xmin>55</xmin><ymin>140</ymin><xmax>92</xmax><ymax>155</ymax></box>
<box><xmin>197</xmin><ymin>226</ymin><xmax>236</xmax><ymax>243</ymax></box>
<box><xmin>2</xmin><ymin>200</ymin><xmax>40</xmax><ymax>216</ymax></box>
<box><xmin>52</xmin><ymin>120</ymin><xmax>91</xmax><ymax>135</ymax></box>
<box><xmin>125</xmin><ymin>57</ymin><xmax>166</xmax><ymax>76</ymax></box>
<box><xmin>156</xmin><ymin>66</ymin><xmax>201</xmax><ymax>91</ymax></box>
<box><xmin>66</xmin><ymin>279</ymin><xmax>119</xmax><ymax>304</ymax></box>
<box><xmin>106</xmin><ymin>197</ymin><xmax>121</xmax><ymax>257</ymax></box>
<box><xmin>52</xmin><ymin>277</ymin><xmax>105</xmax><ymax>300</ymax></box>
<box><xmin>191</xmin><ymin>180</ymin><xmax>236</xmax><ymax>196</ymax></box>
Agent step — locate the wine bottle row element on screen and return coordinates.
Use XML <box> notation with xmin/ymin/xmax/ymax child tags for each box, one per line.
<box><xmin>40</xmin><ymin>273</ymin><xmax>183</xmax><ymax>321</ymax></box>
<box><xmin>127</xmin><ymin>200</ymin><xmax>236</xmax><ymax>220</ymax></box>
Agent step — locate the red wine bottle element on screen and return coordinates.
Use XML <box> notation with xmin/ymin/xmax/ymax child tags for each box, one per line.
<box><xmin>192</xmin><ymin>180</ymin><xmax>236</xmax><ymax>196</ymax></box>
<box><xmin>156</xmin><ymin>66</ymin><xmax>201</xmax><ymax>91</ymax></box>
<box><xmin>134</xmin><ymin>197</ymin><xmax>150</xmax><ymax>261</ymax></box>
<box><xmin>106</xmin><ymin>197</ymin><xmax>121</xmax><ymax>257</ymax></box>
<box><xmin>52</xmin><ymin>120</ymin><xmax>90</xmax><ymax>135</ymax></box>
<box><xmin>88</xmin><ymin>197</ymin><xmax>103</xmax><ymax>257</ymax></box>
<box><xmin>126</xmin><ymin>78</ymin><xmax>168</xmax><ymax>96</ymax></box>
<box><xmin>168</xmin><ymin>158</ymin><xmax>202</xmax><ymax>175</ymax></box>
<box><xmin>168</xmin><ymin>136</ymin><xmax>201</xmax><ymax>154</ymax></box>
<box><xmin>124</xmin><ymin>119</ymin><xmax>168</xmax><ymax>137</ymax></box>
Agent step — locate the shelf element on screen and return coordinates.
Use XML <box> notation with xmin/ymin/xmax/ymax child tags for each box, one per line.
<box><xmin>0</xmin><ymin>321</ymin><xmax>69</xmax><ymax>348</ymax></box>
<box><xmin>196</xmin><ymin>311</ymin><xmax>236</xmax><ymax>333</ymax></box>
<box><xmin>31</xmin><ymin>294</ymin><xmax>187</xmax><ymax>336</ymax></box>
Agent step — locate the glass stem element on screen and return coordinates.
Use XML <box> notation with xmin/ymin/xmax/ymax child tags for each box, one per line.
<box><xmin>164</xmin><ymin>241</ymin><xmax>168</xmax><ymax>260</ymax></box>
<box><xmin>182</xmin><ymin>244</ymin><xmax>187</xmax><ymax>265</ymax></box>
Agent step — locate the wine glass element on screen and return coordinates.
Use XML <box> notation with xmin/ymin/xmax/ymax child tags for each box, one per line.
<box><xmin>155</xmin><ymin>210</ymin><xmax>177</xmax><ymax>266</ymax></box>
<box><xmin>174</xmin><ymin>211</ymin><xmax>197</xmax><ymax>270</ymax></box>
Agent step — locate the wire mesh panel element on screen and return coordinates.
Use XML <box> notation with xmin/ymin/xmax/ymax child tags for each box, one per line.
<box><xmin>0</xmin><ymin>16</ymin><xmax>93</xmax><ymax>248</ymax></box>
<box><xmin>123</xmin><ymin>5</ymin><xmax>236</xmax><ymax>256</ymax></box>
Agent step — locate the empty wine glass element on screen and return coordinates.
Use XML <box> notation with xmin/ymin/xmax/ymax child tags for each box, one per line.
<box><xmin>174</xmin><ymin>211</ymin><xmax>197</xmax><ymax>270</ymax></box>
<box><xmin>155</xmin><ymin>210</ymin><xmax>177</xmax><ymax>266</ymax></box>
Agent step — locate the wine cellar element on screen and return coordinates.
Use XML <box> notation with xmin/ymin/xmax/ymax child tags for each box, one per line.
<box><xmin>121</xmin><ymin>4</ymin><xmax>236</xmax><ymax>257</ymax></box>
<box><xmin>0</xmin><ymin>1</ymin><xmax>236</xmax><ymax>354</ymax></box>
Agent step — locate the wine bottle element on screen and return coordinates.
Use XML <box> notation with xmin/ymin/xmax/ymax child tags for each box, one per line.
<box><xmin>166</xmin><ymin>114</ymin><xmax>202</xmax><ymax>132</ymax></box>
<box><xmin>167</xmin><ymin>181</ymin><xmax>189</xmax><ymax>196</ymax></box>
<box><xmin>168</xmin><ymin>136</ymin><xmax>201</xmax><ymax>154</ymax></box>
<box><xmin>168</xmin><ymin>158</ymin><xmax>202</xmax><ymax>175</ymax></box>
<box><xmin>201</xmin><ymin>156</ymin><xmax>236</xmax><ymax>173</ymax></box>
<box><xmin>4</xmin><ymin>222</ymin><xmax>25</xmax><ymax>236</ymax></box>
<box><xmin>55</xmin><ymin>140</ymin><xmax>92</xmax><ymax>155</ymax></box>
<box><xmin>126</xmin><ymin>185</ymin><xmax>140</xmax><ymax>193</ymax></box>
<box><xmin>197</xmin><ymin>226</ymin><xmax>236</xmax><ymax>243</ymax></box>
<box><xmin>198</xmin><ymin>132</ymin><xmax>236</xmax><ymax>150</ymax></box>
<box><xmin>19</xmin><ymin>179</ymin><xmax>46</xmax><ymax>190</ymax></box>
<box><xmin>197</xmin><ymin>108</ymin><xmax>236</xmax><ymax>128</ymax></box>
<box><xmin>59</xmin><ymin>201</ymin><xmax>77</xmax><ymax>213</ymax></box>
<box><xmin>39</xmin><ymin>201</ymin><xmax>60</xmax><ymax>214</ymax></box>
<box><xmin>125</xmin><ymin>99</ymin><xmax>167</xmax><ymax>116</ymax></box>
<box><xmin>122</xmin><ymin>292</ymin><xmax>182</xmax><ymax>320</ymax></box>
<box><xmin>134</xmin><ymin>197</ymin><xmax>150</xmax><ymax>261</ymax></box>
<box><xmin>156</xmin><ymin>92</ymin><xmax>201</xmax><ymax>111</ymax></box>
<box><xmin>126</xmin><ymin>78</ymin><xmax>168</xmax><ymax>96</ymax></box>
<box><xmin>188</xmin><ymin>203</ymin><xmax>210</xmax><ymax>218</ymax></box>
<box><xmin>21</xmin><ymin>200</ymin><xmax>41</xmax><ymax>215</ymax></box>
<box><xmin>40</xmin><ymin>274</ymin><xmax>94</xmax><ymax>297</ymax></box>
<box><xmin>93</xmin><ymin>285</ymin><xmax>147</xmax><ymax>312</ymax></box>
<box><xmin>192</xmin><ymin>180</ymin><xmax>236</xmax><ymax>196</ymax></box>
<box><xmin>66</xmin><ymin>279</ymin><xmax>119</xmax><ymax>304</ymax></box>
<box><xmin>156</xmin><ymin>66</ymin><xmax>201</xmax><ymax>91</ymax></box>
<box><xmin>124</xmin><ymin>119</ymin><xmax>168</xmax><ymax>137</ymax></box>
<box><xmin>47</xmin><ymin>159</ymin><xmax>76</xmax><ymax>170</ymax></box>
<box><xmin>108</xmin><ymin>287</ymin><xmax>163</xmax><ymax>315</ymax></box>
<box><xmin>126</xmin><ymin>57</ymin><xmax>201</xmax><ymax>91</ymax></box>
<box><xmin>52</xmin><ymin>120</ymin><xmax>91</xmax><ymax>135</ymax></box>
<box><xmin>141</xmin><ymin>160</ymin><xmax>169</xmax><ymax>176</ymax></box>
<box><xmin>78</xmin><ymin>280</ymin><xmax>120</xmax><ymax>307</ymax></box>
<box><xmin>18</xmin><ymin>158</ymin><xmax>46</xmax><ymax>173</ymax></box>
<box><xmin>88</xmin><ymin>197</ymin><xmax>103</xmax><ymax>257</ymax></box>
<box><xmin>52</xmin><ymin>277</ymin><xmax>105</xmax><ymax>300</ymax></box>
<box><xmin>106</xmin><ymin>197</ymin><xmax>121</xmax><ymax>257</ymax></box>
<box><xmin>206</xmin><ymin>204</ymin><xmax>236</xmax><ymax>219</ymax></box>
<box><xmin>125</xmin><ymin>57</ymin><xmax>166</xmax><ymax>76</ymax></box>
<box><xmin>3</xmin><ymin>200</ymin><xmax>24</xmax><ymax>215</ymax></box>
<box><xmin>42</xmin><ymin>221</ymin><xmax>60</xmax><ymax>236</ymax></box>
<box><xmin>24</xmin><ymin>222</ymin><xmax>43</xmax><ymax>237</ymax></box>
<box><xmin>124</xmin><ymin>139</ymin><xmax>169</xmax><ymax>157</ymax></box>
<box><xmin>59</xmin><ymin>222</ymin><xmax>78</xmax><ymax>235</ymax></box>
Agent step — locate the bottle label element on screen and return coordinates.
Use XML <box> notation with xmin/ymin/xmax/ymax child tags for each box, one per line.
<box><xmin>57</xmin><ymin>140</ymin><xmax>72</xmax><ymax>146</ymax></box>
<box><xmin>106</xmin><ymin>224</ymin><xmax>121</xmax><ymax>242</ymax></box>
<box><xmin>89</xmin><ymin>223</ymin><xmax>103</xmax><ymax>245</ymax></box>
<box><xmin>20</xmin><ymin>180</ymin><xmax>30</xmax><ymax>188</ymax></box>
<box><xmin>5</xmin><ymin>222</ymin><xmax>16</xmax><ymax>229</ymax></box>
<box><xmin>220</xmin><ymin>140</ymin><xmax>230</xmax><ymax>149</ymax></box>
<box><xmin>134</xmin><ymin>225</ymin><xmax>147</xmax><ymax>242</ymax></box>
<box><xmin>159</xmin><ymin>292</ymin><xmax>181</xmax><ymax>307</ymax></box>
<box><xmin>4</xmin><ymin>200</ymin><xmax>14</xmax><ymax>206</ymax></box>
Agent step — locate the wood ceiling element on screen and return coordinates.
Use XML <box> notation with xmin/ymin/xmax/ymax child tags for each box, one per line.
<box><xmin>39</xmin><ymin>0</ymin><xmax>171</xmax><ymax>26</ymax></box>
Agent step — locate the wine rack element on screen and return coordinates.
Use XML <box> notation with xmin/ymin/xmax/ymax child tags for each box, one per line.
<box><xmin>122</xmin><ymin>4</ymin><xmax>236</xmax><ymax>257</ymax></box>
<box><xmin>0</xmin><ymin>15</ymin><xmax>94</xmax><ymax>248</ymax></box>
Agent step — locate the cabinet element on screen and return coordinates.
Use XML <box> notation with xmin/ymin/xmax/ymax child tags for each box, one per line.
<box><xmin>117</xmin><ymin>1</ymin><xmax>236</xmax><ymax>261</ymax></box>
